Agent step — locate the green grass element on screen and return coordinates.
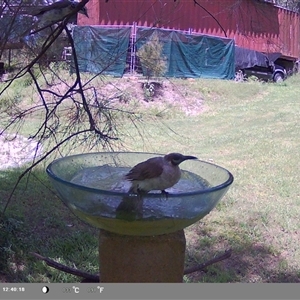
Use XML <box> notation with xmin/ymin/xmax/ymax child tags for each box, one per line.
<box><xmin>1</xmin><ymin>74</ymin><xmax>300</xmax><ymax>282</ymax></box>
<box><xmin>0</xmin><ymin>169</ymin><xmax>99</xmax><ymax>283</ymax></box>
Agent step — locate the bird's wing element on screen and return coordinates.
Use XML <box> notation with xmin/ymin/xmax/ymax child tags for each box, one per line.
<box><xmin>125</xmin><ymin>157</ymin><xmax>164</xmax><ymax>181</ymax></box>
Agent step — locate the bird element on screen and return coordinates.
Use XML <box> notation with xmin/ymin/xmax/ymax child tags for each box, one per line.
<box><xmin>115</xmin><ymin>153</ymin><xmax>197</xmax><ymax>220</ymax></box>
<box><xmin>125</xmin><ymin>152</ymin><xmax>198</xmax><ymax>194</ymax></box>
<box><xmin>32</xmin><ymin>0</ymin><xmax>88</xmax><ymax>26</ymax></box>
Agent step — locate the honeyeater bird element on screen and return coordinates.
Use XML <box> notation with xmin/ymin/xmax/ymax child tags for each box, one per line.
<box><xmin>33</xmin><ymin>0</ymin><xmax>88</xmax><ymax>25</ymax></box>
<box><xmin>125</xmin><ymin>152</ymin><xmax>198</xmax><ymax>194</ymax></box>
<box><xmin>116</xmin><ymin>153</ymin><xmax>197</xmax><ymax>220</ymax></box>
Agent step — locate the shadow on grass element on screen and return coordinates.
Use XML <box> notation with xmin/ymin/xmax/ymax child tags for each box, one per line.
<box><xmin>0</xmin><ymin>167</ymin><xmax>99</xmax><ymax>283</ymax></box>
<box><xmin>185</xmin><ymin>220</ymin><xmax>300</xmax><ymax>283</ymax></box>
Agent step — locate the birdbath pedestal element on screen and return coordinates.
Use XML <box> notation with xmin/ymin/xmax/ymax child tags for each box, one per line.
<box><xmin>99</xmin><ymin>229</ymin><xmax>186</xmax><ymax>282</ymax></box>
<box><xmin>46</xmin><ymin>152</ymin><xmax>234</xmax><ymax>283</ymax></box>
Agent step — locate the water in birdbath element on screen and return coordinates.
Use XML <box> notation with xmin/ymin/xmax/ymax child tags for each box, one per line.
<box><xmin>66</xmin><ymin>165</ymin><xmax>219</xmax><ymax>235</ymax></box>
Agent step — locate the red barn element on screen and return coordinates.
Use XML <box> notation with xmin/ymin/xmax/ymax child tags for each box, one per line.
<box><xmin>78</xmin><ymin>0</ymin><xmax>300</xmax><ymax>68</ymax></box>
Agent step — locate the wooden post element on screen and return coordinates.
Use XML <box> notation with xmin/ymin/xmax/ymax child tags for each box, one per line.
<box><xmin>99</xmin><ymin>229</ymin><xmax>186</xmax><ymax>283</ymax></box>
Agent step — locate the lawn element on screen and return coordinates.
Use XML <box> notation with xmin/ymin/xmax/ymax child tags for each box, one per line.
<box><xmin>0</xmin><ymin>73</ymin><xmax>299</xmax><ymax>283</ymax></box>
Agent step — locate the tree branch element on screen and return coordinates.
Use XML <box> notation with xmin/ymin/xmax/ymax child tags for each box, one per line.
<box><xmin>193</xmin><ymin>0</ymin><xmax>227</xmax><ymax>37</ymax></box>
<box><xmin>30</xmin><ymin>252</ymin><xmax>99</xmax><ymax>282</ymax></box>
<box><xmin>2</xmin><ymin>129</ymin><xmax>94</xmax><ymax>214</ymax></box>
<box><xmin>184</xmin><ymin>249</ymin><xmax>232</xmax><ymax>275</ymax></box>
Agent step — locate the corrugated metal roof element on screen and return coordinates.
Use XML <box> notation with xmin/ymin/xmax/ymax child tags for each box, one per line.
<box><xmin>78</xmin><ymin>0</ymin><xmax>300</xmax><ymax>60</ymax></box>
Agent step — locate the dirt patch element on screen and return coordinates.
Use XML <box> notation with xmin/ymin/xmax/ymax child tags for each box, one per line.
<box><xmin>96</xmin><ymin>77</ymin><xmax>205</xmax><ymax>116</ymax></box>
<box><xmin>0</xmin><ymin>133</ymin><xmax>43</xmax><ymax>170</ymax></box>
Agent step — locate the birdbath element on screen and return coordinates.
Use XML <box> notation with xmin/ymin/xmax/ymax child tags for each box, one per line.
<box><xmin>46</xmin><ymin>152</ymin><xmax>234</xmax><ymax>282</ymax></box>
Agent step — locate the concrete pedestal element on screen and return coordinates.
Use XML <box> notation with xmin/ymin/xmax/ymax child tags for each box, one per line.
<box><xmin>99</xmin><ymin>229</ymin><xmax>186</xmax><ymax>282</ymax></box>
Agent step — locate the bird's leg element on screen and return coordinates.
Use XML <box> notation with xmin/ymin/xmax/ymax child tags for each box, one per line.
<box><xmin>161</xmin><ymin>190</ymin><xmax>169</xmax><ymax>200</ymax></box>
<box><xmin>136</xmin><ymin>191</ymin><xmax>144</xmax><ymax>219</ymax></box>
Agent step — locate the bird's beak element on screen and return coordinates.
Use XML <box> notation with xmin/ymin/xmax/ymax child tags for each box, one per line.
<box><xmin>182</xmin><ymin>155</ymin><xmax>198</xmax><ymax>161</ymax></box>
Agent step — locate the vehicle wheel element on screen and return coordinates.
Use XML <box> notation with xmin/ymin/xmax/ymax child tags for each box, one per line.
<box><xmin>273</xmin><ymin>73</ymin><xmax>284</xmax><ymax>83</ymax></box>
<box><xmin>234</xmin><ymin>70</ymin><xmax>244</xmax><ymax>82</ymax></box>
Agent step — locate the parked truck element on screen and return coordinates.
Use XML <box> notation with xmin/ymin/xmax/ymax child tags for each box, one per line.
<box><xmin>235</xmin><ymin>46</ymin><xmax>287</xmax><ymax>82</ymax></box>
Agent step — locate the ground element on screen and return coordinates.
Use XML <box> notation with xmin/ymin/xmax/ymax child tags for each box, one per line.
<box><xmin>1</xmin><ymin>75</ymin><xmax>300</xmax><ymax>283</ymax></box>
<box><xmin>98</xmin><ymin>76</ymin><xmax>206</xmax><ymax>115</ymax></box>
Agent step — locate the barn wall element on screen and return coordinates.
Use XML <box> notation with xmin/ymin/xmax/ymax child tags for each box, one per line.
<box><xmin>78</xmin><ymin>0</ymin><xmax>300</xmax><ymax>60</ymax></box>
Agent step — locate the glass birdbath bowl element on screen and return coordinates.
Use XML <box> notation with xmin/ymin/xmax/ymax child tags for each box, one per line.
<box><xmin>46</xmin><ymin>152</ymin><xmax>234</xmax><ymax>236</ymax></box>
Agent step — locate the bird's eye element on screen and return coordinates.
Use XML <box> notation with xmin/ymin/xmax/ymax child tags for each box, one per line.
<box><xmin>171</xmin><ymin>158</ymin><xmax>181</xmax><ymax>165</ymax></box>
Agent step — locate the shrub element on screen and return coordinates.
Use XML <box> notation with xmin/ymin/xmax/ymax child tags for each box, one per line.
<box><xmin>137</xmin><ymin>33</ymin><xmax>167</xmax><ymax>79</ymax></box>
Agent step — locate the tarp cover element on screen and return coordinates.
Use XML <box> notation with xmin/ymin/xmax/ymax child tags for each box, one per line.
<box><xmin>235</xmin><ymin>46</ymin><xmax>269</xmax><ymax>69</ymax></box>
<box><xmin>72</xmin><ymin>26</ymin><xmax>131</xmax><ymax>76</ymax></box>
<box><xmin>235</xmin><ymin>46</ymin><xmax>282</xmax><ymax>70</ymax></box>
<box><xmin>73</xmin><ymin>26</ymin><xmax>235</xmax><ymax>79</ymax></box>
<box><xmin>136</xmin><ymin>28</ymin><xmax>235</xmax><ymax>79</ymax></box>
